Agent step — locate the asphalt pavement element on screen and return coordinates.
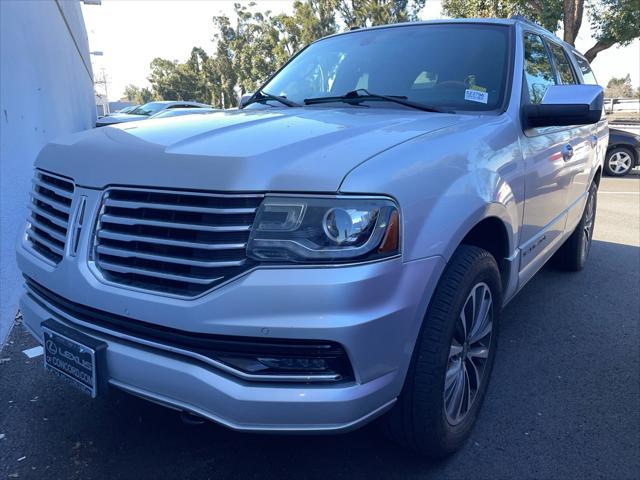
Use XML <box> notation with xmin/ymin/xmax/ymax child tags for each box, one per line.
<box><xmin>1</xmin><ymin>173</ymin><xmax>638</xmax><ymax>480</ymax></box>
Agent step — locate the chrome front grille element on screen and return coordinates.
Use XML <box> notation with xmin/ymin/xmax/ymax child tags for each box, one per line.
<box><xmin>26</xmin><ymin>170</ymin><xmax>75</xmax><ymax>263</ymax></box>
<box><xmin>92</xmin><ymin>188</ymin><xmax>263</xmax><ymax>297</ymax></box>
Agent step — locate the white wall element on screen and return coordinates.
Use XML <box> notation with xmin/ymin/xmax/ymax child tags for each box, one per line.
<box><xmin>0</xmin><ymin>0</ymin><xmax>96</xmax><ymax>345</ymax></box>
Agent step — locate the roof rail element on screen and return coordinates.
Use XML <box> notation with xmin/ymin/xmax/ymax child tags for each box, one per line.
<box><xmin>510</xmin><ymin>14</ymin><xmax>548</xmax><ymax>31</ymax></box>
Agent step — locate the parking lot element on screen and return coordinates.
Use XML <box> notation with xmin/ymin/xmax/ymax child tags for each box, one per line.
<box><xmin>1</xmin><ymin>173</ymin><xmax>638</xmax><ymax>480</ymax></box>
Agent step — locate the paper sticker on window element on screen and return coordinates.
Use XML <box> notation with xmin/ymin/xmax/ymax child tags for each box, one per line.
<box><xmin>465</xmin><ymin>89</ymin><xmax>488</xmax><ymax>104</ymax></box>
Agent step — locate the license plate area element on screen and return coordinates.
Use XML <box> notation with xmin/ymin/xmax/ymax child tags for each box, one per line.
<box><xmin>42</xmin><ymin>319</ymin><xmax>107</xmax><ymax>398</ymax></box>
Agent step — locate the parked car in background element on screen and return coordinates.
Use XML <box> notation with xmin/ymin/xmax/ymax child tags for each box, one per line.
<box><xmin>95</xmin><ymin>101</ymin><xmax>211</xmax><ymax>127</ymax></box>
<box><xmin>115</xmin><ymin>105</ymin><xmax>139</xmax><ymax>114</ymax></box>
<box><xmin>18</xmin><ymin>17</ymin><xmax>606</xmax><ymax>457</ymax></box>
<box><xmin>150</xmin><ymin>107</ymin><xmax>218</xmax><ymax>119</ymax></box>
<box><xmin>604</xmin><ymin>128</ymin><xmax>640</xmax><ymax>176</ymax></box>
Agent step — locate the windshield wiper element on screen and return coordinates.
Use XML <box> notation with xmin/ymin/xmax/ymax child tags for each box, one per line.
<box><xmin>304</xmin><ymin>89</ymin><xmax>452</xmax><ymax>113</ymax></box>
<box><xmin>243</xmin><ymin>90</ymin><xmax>301</xmax><ymax>108</ymax></box>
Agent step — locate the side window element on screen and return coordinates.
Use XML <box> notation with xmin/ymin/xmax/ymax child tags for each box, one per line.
<box><xmin>547</xmin><ymin>42</ymin><xmax>577</xmax><ymax>84</ymax></box>
<box><xmin>574</xmin><ymin>54</ymin><xmax>598</xmax><ymax>85</ymax></box>
<box><xmin>523</xmin><ymin>33</ymin><xmax>556</xmax><ymax>104</ymax></box>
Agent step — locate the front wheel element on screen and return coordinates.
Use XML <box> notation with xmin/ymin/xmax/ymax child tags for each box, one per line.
<box><xmin>383</xmin><ymin>245</ymin><xmax>501</xmax><ymax>457</ymax></box>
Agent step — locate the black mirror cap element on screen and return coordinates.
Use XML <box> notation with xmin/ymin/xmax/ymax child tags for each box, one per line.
<box><xmin>524</xmin><ymin>103</ymin><xmax>602</xmax><ymax>127</ymax></box>
<box><xmin>524</xmin><ymin>87</ymin><xmax>604</xmax><ymax>128</ymax></box>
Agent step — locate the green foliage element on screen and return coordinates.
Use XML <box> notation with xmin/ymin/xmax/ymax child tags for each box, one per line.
<box><xmin>585</xmin><ymin>0</ymin><xmax>640</xmax><ymax>60</ymax></box>
<box><xmin>605</xmin><ymin>74</ymin><xmax>634</xmax><ymax>98</ymax></box>
<box><xmin>441</xmin><ymin>0</ymin><xmax>639</xmax><ymax>61</ymax></box>
<box><xmin>123</xmin><ymin>84</ymin><xmax>155</xmax><ymax>104</ymax></box>
<box><xmin>127</xmin><ymin>0</ymin><xmax>637</xmax><ymax>104</ymax></box>
<box><xmin>590</xmin><ymin>0</ymin><xmax>640</xmax><ymax>46</ymax></box>
<box><xmin>336</xmin><ymin>0</ymin><xmax>427</xmax><ymax>28</ymax></box>
<box><xmin>134</xmin><ymin>0</ymin><xmax>431</xmax><ymax>108</ymax></box>
<box><xmin>441</xmin><ymin>0</ymin><xmax>563</xmax><ymax>32</ymax></box>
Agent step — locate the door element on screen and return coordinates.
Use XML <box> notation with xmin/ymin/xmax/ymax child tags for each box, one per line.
<box><xmin>518</xmin><ymin>32</ymin><xmax>577</xmax><ymax>281</ymax></box>
<box><xmin>545</xmin><ymin>41</ymin><xmax>596</xmax><ymax>230</ymax></box>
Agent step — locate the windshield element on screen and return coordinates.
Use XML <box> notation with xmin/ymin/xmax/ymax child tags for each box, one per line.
<box><xmin>130</xmin><ymin>102</ymin><xmax>167</xmax><ymax>116</ymax></box>
<box><xmin>261</xmin><ymin>24</ymin><xmax>511</xmax><ymax>112</ymax></box>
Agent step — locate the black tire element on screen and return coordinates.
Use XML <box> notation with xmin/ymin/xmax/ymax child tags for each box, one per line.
<box><xmin>383</xmin><ymin>245</ymin><xmax>501</xmax><ymax>457</ymax></box>
<box><xmin>553</xmin><ymin>182</ymin><xmax>598</xmax><ymax>272</ymax></box>
<box><xmin>604</xmin><ymin>147</ymin><xmax>635</xmax><ymax>177</ymax></box>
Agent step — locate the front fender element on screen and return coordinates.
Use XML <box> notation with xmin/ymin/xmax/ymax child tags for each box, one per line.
<box><xmin>339</xmin><ymin>114</ymin><xmax>525</xmax><ymax>263</ymax></box>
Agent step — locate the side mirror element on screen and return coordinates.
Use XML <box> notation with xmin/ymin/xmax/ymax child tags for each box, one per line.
<box><xmin>239</xmin><ymin>93</ymin><xmax>254</xmax><ymax>109</ymax></box>
<box><xmin>524</xmin><ymin>84</ymin><xmax>603</xmax><ymax>128</ymax></box>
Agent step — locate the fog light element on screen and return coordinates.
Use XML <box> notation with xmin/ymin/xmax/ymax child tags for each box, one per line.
<box><xmin>257</xmin><ymin>357</ymin><xmax>328</xmax><ymax>371</ymax></box>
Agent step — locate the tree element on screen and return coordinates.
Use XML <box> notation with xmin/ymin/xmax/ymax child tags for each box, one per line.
<box><xmin>123</xmin><ymin>84</ymin><xmax>141</xmax><ymax>102</ymax></box>
<box><xmin>272</xmin><ymin>0</ymin><xmax>338</xmax><ymax>57</ymax></box>
<box><xmin>336</xmin><ymin>0</ymin><xmax>427</xmax><ymax>28</ymax></box>
<box><xmin>441</xmin><ymin>0</ymin><xmax>640</xmax><ymax>62</ymax></box>
<box><xmin>122</xmin><ymin>84</ymin><xmax>155</xmax><ymax>104</ymax></box>
<box><xmin>138</xmin><ymin>87</ymin><xmax>154</xmax><ymax>104</ymax></box>
<box><xmin>440</xmin><ymin>0</ymin><xmax>562</xmax><ymax>31</ymax></box>
<box><xmin>585</xmin><ymin>0</ymin><xmax>640</xmax><ymax>62</ymax></box>
<box><xmin>605</xmin><ymin>74</ymin><xmax>633</xmax><ymax>98</ymax></box>
<box><xmin>145</xmin><ymin>0</ymin><xmax>437</xmax><ymax>107</ymax></box>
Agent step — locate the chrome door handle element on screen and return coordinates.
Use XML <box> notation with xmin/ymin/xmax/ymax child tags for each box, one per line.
<box><xmin>590</xmin><ymin>134</ymin><xmax>598</xmax><ymax>147</ymax></box>
<box><xmin>561</xmin><ymin>144</ymin><xmax>574</xmax><ymax>161</ymax></box>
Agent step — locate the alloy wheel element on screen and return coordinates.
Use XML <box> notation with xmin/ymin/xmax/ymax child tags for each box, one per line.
<box><xmin>608</xmin><ymin>151</ymin><xmax>633</xmax><ymax>175</ymax></box>
<box><xmin>444</xmin><ymin>282</ymin><xmax>493</xmax><ymax>425</ymax></box>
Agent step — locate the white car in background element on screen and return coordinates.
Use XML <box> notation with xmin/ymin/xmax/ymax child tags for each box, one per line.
<box><xmin>96</xmin><ymin>101</ymin><xmax>211</xmax><ymax>127</ymax></box>
<box><xmin>150</xmin><ymin>107</ymin><xmax>219</xmax><ymax>119</ymax></box>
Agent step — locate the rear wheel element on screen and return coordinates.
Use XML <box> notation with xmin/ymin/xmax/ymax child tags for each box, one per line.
<box><xmin>604</xmin><ymin>147</ymin><xmax>634</xmax><ymax>176</ymax></box>
<box><xmin>383</xmin><ymin>245</ymin><xmax>501</xmax><ymax>457</ymax></box>
<box><xmin>554</xmin><ymin>181</ymin><xmax>598</xmax><ymax>271</ymax></box>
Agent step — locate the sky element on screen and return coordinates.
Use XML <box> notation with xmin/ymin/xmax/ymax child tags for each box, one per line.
<box><xmin>81</xmin><ymin>0</ymin><xmax>640</xmax><ymax>101</ymax></box>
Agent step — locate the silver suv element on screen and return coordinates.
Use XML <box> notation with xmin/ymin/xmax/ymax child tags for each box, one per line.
<box><xmin>17</xmin><ymin>18</ymin><xmax>607</xmax><ymax>456</ymax></box>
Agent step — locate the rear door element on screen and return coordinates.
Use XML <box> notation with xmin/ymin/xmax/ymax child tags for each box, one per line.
<box><xmin>572</xmin><ymin>52</ymin><xmax>608</xmax><ymax>184</ymax></box>
<box><xmin>518</xmin><ymin>32</ymin><xmax>574</xmax><ymax>282</ymax></box>
<box><xmin>545</xmin><ymin>40</ymin><xmax>596</xmax><ymax>230</ymax></box>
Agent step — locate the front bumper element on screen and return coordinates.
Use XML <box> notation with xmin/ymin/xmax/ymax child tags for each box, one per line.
<box><xmin>18</xmin><ymin>224</ymin><xmax>444</xmax><ymax>431</ymax></box>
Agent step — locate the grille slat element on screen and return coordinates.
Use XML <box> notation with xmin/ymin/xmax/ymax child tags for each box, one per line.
<box><xmin>97</xmin><ymin>230</ymin><xmax>246</xmax><ymax>250</ymax></box>
<box><xmin>31</xmin><ymin>178</ymin><xmax>74</xmax><ymax>200</ymax></box>
<box><xmin>104</xmin><ymin>198</ymin><xmax>257</xmax><ymax>215</ymax></box>
<box><xmin>26</xmin><ymin>228</ymin><xmax>65</xmax><ymax>256</ymax></box>
<box><xmin>30</xmin><ymin>190</ymin><xmax>71</xmax><ymax>215</ymax></box>
<box><xmin>100</xmin><ymin>214</ymin><xmax>252</xmax><ymax>232</ymax></box>
<box><xmin>93</xmin><ymin>188</ymin><xmax>263</xmax><ymax>297</ymax></box>
<box><xmin>26</xmin><ymin>171</ymin><xmax>74</xmax><ymax>263</ymax></box>
<box><xmin>28</xmin><ymin>220</ymin><xmax>67</xmax><ymax>243</ymax></box>
<box><xmin>97</xmin><ymin>261</ymin><xmax>224</xmax><ymax>285</ymax></box>
<box><xmin>27</xmin><ymin>204</ymin><xmax>69</xmax><ymax>229</ymax></box>
<box><xmin>96</xmin><ymin>245</ymin><xmax>247</xmax><ymax>268</ymax></box>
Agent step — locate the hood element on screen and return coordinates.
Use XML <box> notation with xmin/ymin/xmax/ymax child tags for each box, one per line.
<box><xmin>96</xmin><ymin>114</ymin><xmax>147</xmax><ymax>125</ymax></box>
<box><xmin>38</xmin><ymin>108</ymin><xmax>470</xmax><ymax>192</ymax></box>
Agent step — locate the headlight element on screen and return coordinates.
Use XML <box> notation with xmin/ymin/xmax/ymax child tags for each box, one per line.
<box><xmin>247</xmin><ymin>196</ymin><xmax>399</xmax><ymax>263</ymax></box>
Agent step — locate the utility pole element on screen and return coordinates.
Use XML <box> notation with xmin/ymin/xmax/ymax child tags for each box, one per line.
<box><xmin>94</xmin><ymin>68</ymin><xmax>110</xmax><ymax>115</ymax></box>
